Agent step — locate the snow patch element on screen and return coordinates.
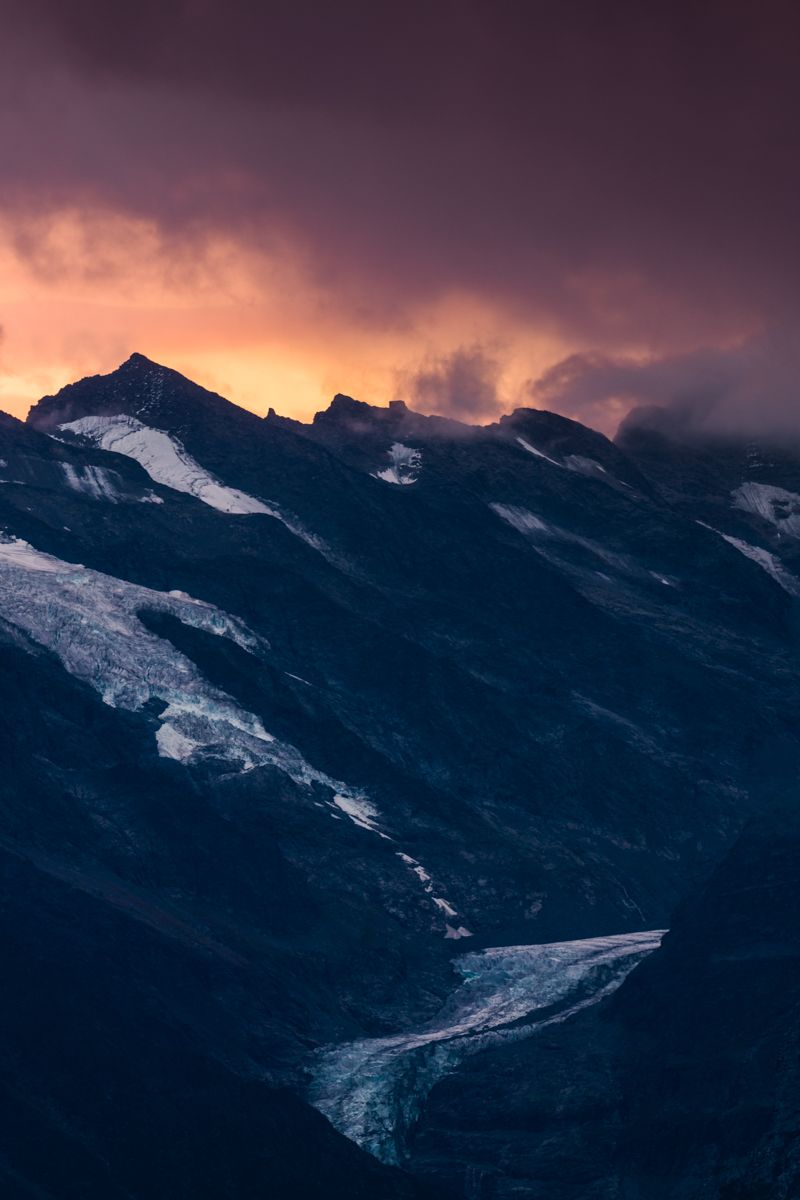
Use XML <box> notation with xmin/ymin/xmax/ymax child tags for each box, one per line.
<box><xmin>490</xmin><ymin>503</ymin><xmax>549</xmax><ymax>535</ymax></box>
<box><xmin>698</xmin><ymin>521</ymin><xmax>800</xmax><ymax>595</ymax></box>
<box><xmin>721</xmin><ymin>534</ymin><xmax>800</xmax><ymax>594</ymax></box>
<box><xmin>516</xmin><ymin>436</ymin><xmax>562</xmax><ymax>468</ymax></box>
<box><xmin>732</xmin><ymin>482</ymin><xmax>800</xmax><ymax>537</ymax></box>
<box><xmin>564</xmin><ymin>454</ymin><xmax>607</xmax><ymax>475</ymax></box>
<box><xmin>491</xmin><ymin>503</ymin><xmax>650</xmax><ymax>581</ymax></box>
<box><xmin>372</xmin><ymin>443</ymin><xmax>422</xmax><ymax>486</ymax></box>
<box><xmin>395</xmin><ymin>851</ymin><xmax>469</xmax><ymax>936</ymax></box>
<box><xmin>397</xmin><ymin>852</ymin><xmax>432</xmax><ymax>884</ymax></box>
<box><xmin>332</xmin><ymin>793</ymin><xmax>390</xmax><ymax>838</ymax></box>
<box><xmin>61</xmin><ymin>462</ymin><xmax>121</xmax><ymax>502</ymax></box>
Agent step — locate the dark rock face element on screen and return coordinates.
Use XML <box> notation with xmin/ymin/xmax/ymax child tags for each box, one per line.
<box><xmin>0</xmin><ymin>845</ymin><xmax>436</xmax><ymax>1200</ymax></box>
<box><xmin>618</xmin><ymin>403</ymin><xmax>800</xmax><ymax>575</ymax></box>
<box><xmin>0</xmin><ymin>354</ymin><xmax>797</xmax><ymax>1194</ymax></box>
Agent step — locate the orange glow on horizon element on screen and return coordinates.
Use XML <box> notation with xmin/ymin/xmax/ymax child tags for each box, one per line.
<box><xmin>0</xmin><ymin>209</ymin><xmax>604</xmax><ymax>429</ymax></box>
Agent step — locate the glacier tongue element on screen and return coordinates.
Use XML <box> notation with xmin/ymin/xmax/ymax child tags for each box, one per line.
<box><xmin>310</xmin><ymin>929</ymin><xmax>664</xmax><ymax>1165</ymax></box>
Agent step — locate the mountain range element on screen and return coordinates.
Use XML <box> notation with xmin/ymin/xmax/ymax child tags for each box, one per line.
<box><xmin>0</xmin><ymin>352</ymin><xmax>797</xmax><ymax>1197</ymax></box>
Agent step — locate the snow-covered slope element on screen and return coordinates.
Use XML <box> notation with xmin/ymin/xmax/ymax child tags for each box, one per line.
<box><xmin>60</xmin><ymin>414</ymin><xmax>276</xmax><ymax>515</ymax></box>
<box><xmin>59</xmin><ymin>413</ymin><xmax>332</xmax><ymax>560</ymax></box>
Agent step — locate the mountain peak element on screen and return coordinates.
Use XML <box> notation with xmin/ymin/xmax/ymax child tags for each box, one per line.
<box><xmin>312</xmin><ymin>394</ymin><xmax>389</xmax><ymax>433</ymax></box>
<box><xmin>328</xmin><ymin>393</ymin><xmax>371</xmax><ymax>415</ymax></box>
<box><xmin>119</xmin><ymin>351</ymin><xmax>163</xmax><ymax>372</ymax></box>
<box><xmin>27</xmin><ymin>353</ymin><xmax>259</xmax><ymax>438</ymax></box>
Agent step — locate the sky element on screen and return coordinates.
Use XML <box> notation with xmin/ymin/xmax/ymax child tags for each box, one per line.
<box><xmin>0</xmin><ymin>0</ymin><xmax>798</xmax><ymax>433</ymax></box>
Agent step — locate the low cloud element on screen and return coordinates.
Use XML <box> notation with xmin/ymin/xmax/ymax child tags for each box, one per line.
<box><xmin>398</xmin><ymin>344</ymin><xmax>503</xmax><ymax>419</ymax></box>
<box><xmin>528</xmin><ymin>330</ymin><xmax>800</xmax><ymax>438</ymax></box>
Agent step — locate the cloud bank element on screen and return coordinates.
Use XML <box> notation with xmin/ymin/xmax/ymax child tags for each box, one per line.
<box><xmin>530</xmin><ymin>331</ymin><xmax>800</xmax><ymax>439</ymax></box>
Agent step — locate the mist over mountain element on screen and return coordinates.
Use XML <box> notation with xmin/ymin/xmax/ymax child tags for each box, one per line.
<box><xmin>530</xmin><ymin>330</ymin><xmax>800</xmax><ymax>440</ymax></box>
<box><xmin>0</xmin><ymin>353</ymin><xmax>798</xmax><ymax>1196</ymax></box>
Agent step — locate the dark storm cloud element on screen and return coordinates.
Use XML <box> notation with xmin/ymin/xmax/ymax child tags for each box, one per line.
<box><xmin>1</xmin><ymin>0</ymin><xmax>800</xmax><ymax>411</ymax></box>
<box><xmin>530</xmin><ymin>331</ymin><xmax>800</xmax><ymax>437</ymax></box>
<box><xmin>399</xmin><ymin>344</ymin><xmax>503</xmax><ymax>418</ymax></box>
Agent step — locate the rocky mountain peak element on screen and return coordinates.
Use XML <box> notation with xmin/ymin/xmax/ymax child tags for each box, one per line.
<box><xmin>27</xmin><ymin>353</ymin><xmax>260</xmax><ymax>441</ymax></box>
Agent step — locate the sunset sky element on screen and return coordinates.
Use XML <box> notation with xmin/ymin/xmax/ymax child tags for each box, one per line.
<box><xmin>1</xmin><ymin>0</ymin><xmax>798</xmax><ymax>432</ymax></box>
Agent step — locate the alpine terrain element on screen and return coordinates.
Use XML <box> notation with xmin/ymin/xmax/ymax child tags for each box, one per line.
<box><xmin>0</xmin><ymin>352</ymin><xmax>797</xmax><ymax>1197</ymax></box>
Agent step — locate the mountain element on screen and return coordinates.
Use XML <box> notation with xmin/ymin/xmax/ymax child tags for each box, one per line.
<box><xmin>0</xmin><ymin>353</ymin><xmax>797</xmax><ymax>1194</ymax></box>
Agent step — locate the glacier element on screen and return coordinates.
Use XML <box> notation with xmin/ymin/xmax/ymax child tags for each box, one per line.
<box><xmin>0</xmin><ymin>536</ymin><xmax>473</xmax><ymax>916</ymax></box>
<box><xmin>0</xmin><ymin>535</ymin><xmax>383</xmax><ymax>830</ymax></box>
<box><xmin>0</xmin><ymin>531</ymin><xmax>476</xmax><ymax>916</ymax></box>
<box><xmin>310</xmin><ymin>929</ymin><xmax>663</xmax><ymax>1165</ymax></box>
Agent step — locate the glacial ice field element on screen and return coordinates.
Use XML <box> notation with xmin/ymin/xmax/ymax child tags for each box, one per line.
<box><xmin>0</xmin><ymin>535</ymin><xmax>372</xmax><ymax>821</ymax></box>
